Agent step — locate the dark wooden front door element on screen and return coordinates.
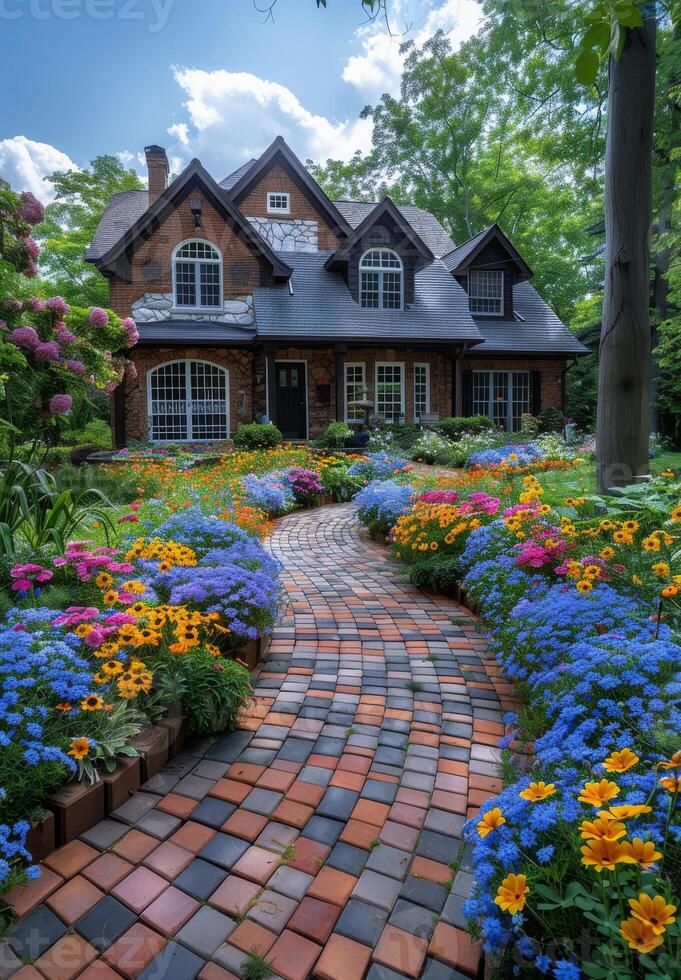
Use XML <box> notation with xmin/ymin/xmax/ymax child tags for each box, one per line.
<box><xmin>275</xmin><ymin>362</ymin><xmax>307</xmax><ymax>439</ymax></box>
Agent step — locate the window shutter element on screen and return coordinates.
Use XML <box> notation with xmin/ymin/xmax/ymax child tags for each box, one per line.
<box><xmin>462</xmin><ymin>370</ymin><xmax>473</xmax><ymax>417</ymax></box>
<box><xmin>531</xmin><ymin>370</ymin><xmax>542</xmax><ymax>416</ymax></box>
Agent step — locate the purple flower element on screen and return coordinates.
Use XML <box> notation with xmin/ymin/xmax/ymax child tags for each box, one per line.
<box><xmin>34</xmin><ymin>341</ymin><xmax>60</xmax><ymax>361</ymax></box>
<box><xmin>54</xmin><ymin>323</ymin><xmax>76</xmax><ymax>346</ymax></box>
<box><xmin>65</xmin><ymin>359</ymin><xmax>86</xmax><ymax>375</ymax></box>
<box><xmin>88</xmin><ymin>307</ymin><xmax>109</xmax><ymax>328</ymax></box>
<box><xmin>25</xmin><ymin>237</ymin><xmax>40</xmax><ymax>262</ymax></box>
<box><xmin>45</xmin><ymin>296</ymin><xmax>70</xmax><ymax>318</ymax></box>
<box><xmin>25</xmin><ymin>296</ymin><xmax>45</xmax><ymax>313</ymax></box>
<box><xmin>2</xmin><ymin>299</ymin><xmax>23</xmax><ymax>314</ymax></box>
<box><xmin>19</xmin><ymin>191</ymin><xmax>44</xmax><ymax>226</ymax></box>
<box><xmin>49</xmin><ymin>393</ymin><xmax>72</xmax><ymax>415</ymax></box>
<box><xmin>9</xmin><ymin>326</ymin><xmax>39</xmax><ymax>351</ymax></box>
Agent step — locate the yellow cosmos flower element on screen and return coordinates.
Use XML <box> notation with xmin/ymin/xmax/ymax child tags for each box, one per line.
<box><xmin>578</xmin><ymin>779</ymin><xmax>620</xmax><ymax>807</ymax></box>
<box><xmin>519</xmin><ymin>782</ymin><xmax>556</xmax><ymax>803</ymax></box>
<box><xmin>68</xmin><ymin>737</ymin><xmax>91</xmax><ymax>761</ymax></box>
<box><xmin>621</xmin><ymin>838</ymin><xmax>662</xmax><ymax>868</ymax></box>
<box><xmin>598</xmin><ymin>804</ymin><xmax>652</xmax><ymax>821</ymax></box>
<box><xmin>628</xmin><ymin>894</ymin><xmax>676</xmax><ymax>935</ymax></box>
<box><xmin>494</xmin><ymin>873</ymin><xmax>529</xmax><ymax>914</ymax></box>
<box><xmin>476</xmin><ymin>807</ymin><xmax>506</xmax><ymax>838</ymax></box>
<box><xmin>580</xmin><ymin>817</ymin><xmax>627</xmax><ymax>842</ymax></box>
<box><xmin>620</xmin><ymin>916</ymin><xmax>664</xmax><ymax>954</ymax></box>
<box><xmin>580</xmin><ymin>838</ymin><xmax>637</xmax><ymax>872</ymax></box>
<box><xmin>603</xmin><ymin>748</ymin><xmax>639</xmax><ymax>773</ymax></box>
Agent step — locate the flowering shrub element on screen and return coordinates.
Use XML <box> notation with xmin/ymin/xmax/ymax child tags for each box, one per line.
<box><xmin>407</xmin><ymin>429</ymin><xmax>455</xmax><ymax>464</ymax></box>
<box><xmin>347</xmin><ymin>451</ymin><xmax>412</xmax><ymax>481</ymax></box>
<box><xmin>286</xmin><ymin>467</ymin><xmax>323</xmax><ymax>506</ymax></box>
<box><xmin>468</xmin><ymin>442</ymin><xmax>543</xmax><ymax>468</ymax></box>
<box><xmin>240</xmin><ymin>471</ymin><xmax>295</xmax><ymax>515</ymax></box>
<box><xmin>354</xmin><ymin>480</ymin><xmax>415</xmax><ymax>534</ymax></box>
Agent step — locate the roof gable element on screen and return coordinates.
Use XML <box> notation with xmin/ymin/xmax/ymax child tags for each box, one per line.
<box><xmin>325</xmin><ymin>196</ymin><xmax>434</xmax><ymax>269</ymax></box>
<box><xmin>88</xmin><ymin>159</ymin><xmax>292</xmax><ymax>280</ymax></box>
<box><xmin>442</xmin><ymin>224</ymin><xmax>533</xmax><ymax>281</ymax></box>
<box><xmin>227</xmin><ymin>136</ymin><xmax>353</xmax><ymax>239</ymax></box>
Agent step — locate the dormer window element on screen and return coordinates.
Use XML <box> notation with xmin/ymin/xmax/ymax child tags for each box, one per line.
<box><xmin>468</xmin><ymin>269</ymin><xmax>504</xmax><ymax>315</ymax></box>
<box><xmin>267</xmin><ymin>192</ymin><xmax>290</xmax><ymax>214</ymax></box>
<box><xmin>173</xmin><ymin>239</ymin><xmax>222</xmax><ymax>309</ymax></box>
<box><xmin>359</xmin><ymin>248</ymin><xmax>403</xmax><ymax>310</ymax></box>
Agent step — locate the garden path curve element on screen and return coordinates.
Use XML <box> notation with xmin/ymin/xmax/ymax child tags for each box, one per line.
<box><xmin>3</xmin><ymin>504</ymin><xmax>515</xmax><ymax>980</ymax></box>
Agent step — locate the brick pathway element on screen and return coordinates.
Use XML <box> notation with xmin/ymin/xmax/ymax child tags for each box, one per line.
<box><xmin>1</xmin><ymin>504</ymin><xmax>512</xmax><ymax>980</ymax></box>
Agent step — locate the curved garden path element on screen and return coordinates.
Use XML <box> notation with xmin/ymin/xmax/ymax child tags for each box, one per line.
<box><xmin>2</xmin><ymin>504</ymin><xmax>514</xmax><ymax>980</ymax></box>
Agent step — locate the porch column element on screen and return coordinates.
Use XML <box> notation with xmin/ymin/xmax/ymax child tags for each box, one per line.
<box><xmin>265</xmin><ymin>348</ymin><xmax>277</xmax><ymax>425</ymax></box>
<box><xmin>334</xmin><ymin>344</ymin><xmax>347</xmax><ymax>422</ymax></box>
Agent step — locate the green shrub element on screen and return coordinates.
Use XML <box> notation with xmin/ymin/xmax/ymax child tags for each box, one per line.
<box><xmin>315</xmin><ymin>421</ymin><xmax>355</xmax><ymax>449</ymax></box>
<box><xmin>66</xmin><ymin>419</ymin><xmax>112</xmax><ymax>448</ymax></box>
<box><xmin>519</xmin><ymin>413</ymin><xmax>540</xmax><ymax>440</ymax></box>
<box><xmin>233</xmin><ymin>422</ymin><xmax>283</xmax><ymax>450</ymax></box>
<box><xmin>52</xmin><ymin>461</ymin><xmax>147</xmax><ymax>504</ymax></box>
<box><xmin>156</xmin><ymin>649</ymin><xmax>252</xmax><ymax>736</ymax></box>
<box><xmin>436</xmin><ymin>415</ymin><xmax>492</xmax><ymax>440</ymax></box>
<box><xmin>410</xmin><ymin>553</ymin><xmax>462</xmax><ymax>592</ymax></box>
<box><xmin>537</xmin><ymin>406</ymin><xmax>565</xmax><ymax>433</ymax></box>
<box><xmin>321</xmin><ymin>463</ymin><xmax>364</xmax><ymax>501</ymax></box>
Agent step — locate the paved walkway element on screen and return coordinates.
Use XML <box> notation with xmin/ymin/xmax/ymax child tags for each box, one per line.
<box><xmin>2</xmin><ymin>505</ymin><xmax>513</xmax><ymax>980</ymax></box>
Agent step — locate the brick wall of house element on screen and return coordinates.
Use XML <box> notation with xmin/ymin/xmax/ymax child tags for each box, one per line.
<box><xmin>460</xmin><ymin>356</ymin><xmax>565</xmax><ymax>410</ymax></box>
<box><xmin>108</xmin><ymin>195</ymin><xmax>267</xmax><ymax>318</ymax></box>
<box><xmin>119</xmin><ymin>347</ymin><xmax>254</xmax><ymax>444</ymax></box>
<box><xmin>236</xmin><ymin>164</ymin><xmax>341</xmax><ymax>250</ymax></box>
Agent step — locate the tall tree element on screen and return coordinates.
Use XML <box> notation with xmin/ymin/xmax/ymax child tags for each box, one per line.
<box><xmin>36</xmin><ymin>155</ymin><xmax>143</xmax><ymax>307</ymax></box>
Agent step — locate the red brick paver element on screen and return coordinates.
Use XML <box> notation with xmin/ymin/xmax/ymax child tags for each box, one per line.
<box><xmin>5</xmin><ymin>505</ymin><xmax>509</xmax><ymax>977</ymax></box>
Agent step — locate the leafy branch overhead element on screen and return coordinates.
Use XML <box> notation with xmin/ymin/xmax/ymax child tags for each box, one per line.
<box><xmin>576</xmin><ymin>0</ymin><xmax>646</xmax><ymax>84</ymax></box>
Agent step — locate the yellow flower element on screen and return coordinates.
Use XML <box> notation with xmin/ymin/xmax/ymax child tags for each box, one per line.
<box><xmin>102</xmin><ymin>590</ymin><xmax>119</xmax><ymax>607</ymax></box>
<box><xmin>660</xmin><ymin>775</ymin><xmax>681</xmax><ymax>793</ymax></box>
<box><xmin>621</xmin><ymin>838</ymin><xmax>662</xmax><ymax>868</ymax></box>
<box><xmin>651</xmin><ymin>561</ymin><xmax>670</xmax><ymax>579</ymax></box>
<box><xmin>74</xmin><ymin>623</ymin><xmax>93</xmax><ymax>638</ymax></box>
<box><xmin>580</xmin><ymin>817</ymin><xmax>627</xmax><ymax>842</ymax></box>
<box><xmin>576</xmin><ymin>579</ymin><xmax>593</xmax><ymax>594</ymax></box>
<box><xmin>519</xmin><ymin>782</ymin><xmax>556</xmax><ymax>803</ymax></box>
<box><xmin>620</xmin><ymin>916</ymin><xmax>664</xmax><ymax>954</ymax></box>
<box><xmin>95</xmin><ymin>572</ymin><xmax>113</xmax><ymax>588</ymax></box>
<box><xmin>599</xmin><ymin>547</ymin><xmax>615</xmax><ymax>561</ymax></box>
<box><xmin>598</xmin><ymin>804</ymin><xmax>652</xmax><ymax>821</ymax></box>
<box><xmin>603</xmin><ymin>748</ymin><xmax>639</xmax><ymax>773</ymax></box>
<box><xmin>642</xmin><ymin>535</ymin><xmax>661</xmax><ymax>552</ymax></box>
<box><xmin>628</xmin><ymin>893</ymin><xmax>676</xmax><ymax>935</ymax></box>
<box><xmin>476</xmin><ymin>807</ymin><xmax>506</xmax><ymax>838</ymax></box>
<box><xmin>80</xmin><ymin>694</ymin><xmax>105</xmax><ymax>712</ymax></box>
<box><xmin>670</xmin><ymin>504</ymin><xmax>681</xmax><ymax>522</ymax></box>
<box><xmin>68</xmin><ymin>737</ymin><xmax>91</xmax><ymax>761</ymax></box>
<box><xmin>580</xmin><ymin>838</ymin><xmax>637</xmax><ymax>872</ymax></box>
<box><xmin>494</xmin><ymin>873</ymin><xmax>529</xmax><ymax>914</ymax></box>
<box><xmin>661</xmin><ymin>585</ymin><xmax>679</xmax><ymax>598</ymax></box>
<box><xmin>632</xmin><ymin>574</ymin><xmax>643</xmax><ymax>587</ymax></box>
<box><xmin>55</xmin><ymin>702</ymin><xmax>72</xmax><ymax>712</ymax></box>
<box><xmin>578</xmin><ymin>779</ymin><xmax>620</xmax><ymax>807</ymax></box>
<box><xmin>659</xmin><ymin>751</ymin><xmax>681</xmax><ymax>770</ymax></box>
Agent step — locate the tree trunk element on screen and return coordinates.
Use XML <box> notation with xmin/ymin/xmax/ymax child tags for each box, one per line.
<box><xmin>596</xmin><ymin>12</ymin><xmax>656</xmax><ymax>491</ymax></box>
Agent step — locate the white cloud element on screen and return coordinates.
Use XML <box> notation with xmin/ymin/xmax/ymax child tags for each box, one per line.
<box><xmin>342</xmin><ymin>0</ymin><xmax>482</xmax><ymax>100</ymax></box>
<box><xmin>0</xmin><ymin>136</ymin><xmax>78</xmax><ymax>202</ymax></box>
<box><xmin>165</xmin><ymin>68</ymin><xmax>373</xmax><ymax>175</ymax></box>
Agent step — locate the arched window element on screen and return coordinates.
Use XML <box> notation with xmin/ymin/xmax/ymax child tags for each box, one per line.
<box><xmin>147</xmin><ymin>360</ymin><xmax>229</xmax><ymax>441</ymax></box>
<box><xmin>359</xmin><ymin>248</ymin><xmax>403</xmax><ymax>310</ymax></box>
<box><xmin>173</xmin><ymin>239</ymin><xmax>222</xmax><ymax>309</ymax></box>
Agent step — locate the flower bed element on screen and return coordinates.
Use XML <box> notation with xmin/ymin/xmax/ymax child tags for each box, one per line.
<box><xmin>353</xmin><ymin>457</ymin><xmax>681</xmax><ymax>977</ymax></box>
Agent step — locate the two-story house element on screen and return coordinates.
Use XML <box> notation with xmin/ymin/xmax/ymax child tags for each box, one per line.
<box><xmin>87</xmin><ymin>136</ymin><xmax>587</xmax><ymax>445</ymax></box>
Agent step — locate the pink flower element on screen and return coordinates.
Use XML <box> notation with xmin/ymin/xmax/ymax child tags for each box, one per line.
<box><xmin>24</xmin><ymin>262</ymin><xmax>37</xmax><ymax>279</ymax></box>
<box><xmin>11</xmin><ymin>579</ymin><xmax>32</xmax><ymax>592</ymax></box>
<box><xmin>53</xmin><ymin>556</ymin><xmax>67</xmax><ymax>567</ymax></box>
<box><xmin>117</xmin><ymin>513</ymin><xmax>139</xmax><ymax>525</ymax></box>
<box><xmin>45</xmin><ymin>296</ymin><xmax>70</xmax><ymax>318</ymax></box>
<box><xmin>88</xmin><ymin>307</ymin><xmax>109</xmax><ymax>328</ymax></box>
<box><xmin>49</xmin><ymin>393</ymin><xmax>73</xmax><ymax>415</ymax></box>
<box><xmin>9</xmin><ymin>326</ymin><xmax>39</xmax><ymax>350</ymax></box>
<box><xmin>130</xmin><ymin>503</ymin><xmax>141</xmax><ymax>511</ymax></box>
<box><xmin>19</xmin><ymin>191</ymin><xmax>44</xmax><ymax>226</ymax></box>
<box><xmin>84</xmin><ymin>629</ymin><xmax>104</xmax><ymax>648</ymax></box>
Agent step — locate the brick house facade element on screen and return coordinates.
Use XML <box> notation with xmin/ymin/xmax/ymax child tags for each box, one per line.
<box><xmin>89</xmin><ymin>137</ymin><xmax>586</xmax><ymax>446</ymax></box>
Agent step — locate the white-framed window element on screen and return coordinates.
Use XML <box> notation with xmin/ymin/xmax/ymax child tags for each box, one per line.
<box><xmin>413</xmin><ymin>363</ymin><xmax>430</xmax><ymax>420</ymax></box>
<box><xmin>375</xmin><ymin>362</ymin><xmax>405</xmax><ymax>422</ymax></box>
<box><xmin>359</xmin><ymin>249</ymin><xmax>403</xmax><ymax>310</ymax></box>
<box><xmin>267</xmin><ymin>192</ymin><xmax>290</xmax><ymax>214</ymax></box>
<box><xmin>147</xmin><ymin>360</ymin><xmax>229</xmax><ymax>441</ymax></box>
<box><xmin>345</xmin><ymin>362</ymin><xmax>366</xmax><ymax>423</ymax></box>
<box><xmin>173</xmin><ymin>239</ymin><xmax>222</xmax><ymax>309</ymax></box>
<box><xmin>472</xmin><ymin>370</ymin><xmax>529</xmax><ymax>432</ymax></box>
<box><xmin>469</xmin><ymin>269</ymin><xmax>504</xmax><ymax>315</ymax></box>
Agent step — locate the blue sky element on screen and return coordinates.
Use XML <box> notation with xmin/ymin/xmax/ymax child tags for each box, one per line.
<box><xmin>0</xmin><ymin>0</ymin><xmax>480</xmax><ymax>200</ymax></box>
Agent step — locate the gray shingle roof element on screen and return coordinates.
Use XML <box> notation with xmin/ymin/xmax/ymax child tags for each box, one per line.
<box><xmin>253</xmin><ymin>251</ymin><xmax>482</xmax><ymax>343</ymax></box>
<box><xmin>135</xmin><ymin>321</ymin><xmax>256</xmax><ymax>344</ymax></box>
<box><xmin>333</xmin><ymin>201</ymin><xmax>456</xmax><ymax>259</ymax></box>
<box><xmin>87</xmin><ymin>190</ymin><xmax>148</xmax><ymax>260</ymax></box>
<box><xmin>219</xmin><ymin>159</ymin><xmax>257</xmax><ymax>190</ymax></box>
<box><xmin>472</xmin><ymin>281</ymin><xmax>588</xmax><ymax>355</ymax></box>
<box><xmin>441</xmin><ymin>228</ymin><xmax>490</xmax><ymax>272</ymax></box>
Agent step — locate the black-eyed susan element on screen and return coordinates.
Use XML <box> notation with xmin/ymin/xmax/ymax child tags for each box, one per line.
<box><xmin>80</xmin><ymin>694</ymin><xmax>105</xmax><ymax>711</ymax></box>
<box><xmin>580</xmin><ymin>817</ymin><xmax>627</xmax><ymax>842</ymax></box>
<box><xmin>620</xmin><ymin>917</ymin><xmax>664</xmax><ymax>953</ymax></box>
<box><xmin>622</xmin><ymin>838</ymin><xmax>663</xmax><ymax>868</ymax></box>
<box><xmin>68</xmin><ymin>737</ymin><xmax>91</xmax><ymax>761</ymax></box>
<box><xmin>580</xmin><ymin>838</ymin><xmax>636</xmax><ymax>872</ymax></box>
<box><xmin>628</xmin><ymin>894</ymin><xmax>676</xmax><ymax>935</ymax></box>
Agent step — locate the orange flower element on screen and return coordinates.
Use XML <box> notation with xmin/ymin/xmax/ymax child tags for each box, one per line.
<box><xmin>603</xmin><ymin>748</ymin><xmax>639</xmax><ymax>773</ymax></box>
<box><xmin>68</xmin><ymin>737</ymin><xmax>90</xmax><ymax>761</ymax></box>
<box><xmin>519</xmin><ymin>781</ymin><xmax>556</xmax><ymax>803</ymax></box>
<box><xmin>578</xmin><ymin>779</ymin><xmax>620</xmax><ymax>807</ymax></box>
<box><xmin>620</xmin><ymin>916</ymin><xmax>664</xmax><ymax>953</ymax></box>
<box><xmin>55</xmin><ymin>702</ymin><xmax>72</xmax><ymax>712</ymax></box>
<box><xmin>621</xmin><ymin>838</ymin><xmax>662</xmax><ymax>869</ymax></box>
<box><xmin>580</xmin><ymin>817</ymin><xmax>627</xmax><ymax>842</ymax></box>
<box><xmin>660</xmin><ymin>775</ymin><xmax>681</xmax><ymax>793</ymax></box>
<box><xmin>476</xmin><ymin>807</ymin><xmax>506</xmax><ymax>838</ymax></box>
<box><xmin>628</xmin><ymin>893</ymin><xmax>676</xmax><ymax>935</ymax></box>
<box><xmin>599</xmin><ymin>804</ymin><xmax>652</xmax><ymax>821</ymax></box>
<box><xmin>580</xmin><ymin>838</ymin><xmax>637</xmax><ymax>872</ymax></box>
<box><xmin>659</xmin><ymin>751</ymin><xmax>681</xmax><ymax>770</ymax></box>
<box><xmin>494</xmin><ymin>873</ymin><xmax>529</xmax><ymax>914</ymax></box>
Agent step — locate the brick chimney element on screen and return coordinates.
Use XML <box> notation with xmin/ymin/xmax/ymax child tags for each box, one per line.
<box><xmin>145</xmin><ymin>145</ymin><xmax>169</xmax><ymax>204</ymax></box>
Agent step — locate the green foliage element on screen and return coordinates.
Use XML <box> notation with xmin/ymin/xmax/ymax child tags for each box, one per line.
<box><xmin>242</xmin><ymin>953</ymin><xmax>273</xmax><ymax>980</ymax></box>
<box><xmin>36</xmin><ymin>155</ymin><xmax>143</xmax><ymax>307</ymax></box>
<box><xmin>537</xmin><ymin>407</ymin><xmax>565</xmax><ymax>433</ymax></box>
<box><xmin>51</xmin><ymin>460</ymin><xmax>147</xmax><ymax>505</ymax></box>
<box><xmin>63</xmin><ymin>419</ymin><xmax>112</xmax><ymax>449</ymax></box>
<box><xmin>320</xmin><ymin>461</ymin><xmax>364</xmax><ymax>501</ymax></box>
<box><xmin>436</xmin><ymin>415</ymin><xmax>492</xmax><ymax>440</ymax></box>
<box><xmin>164</xmin><ymin>650</ymin><xmax>251</xmax><ymax>737</ymax></box>
<box><xmin>315</xmin><ymin>421</ymin><xmax>355</xmax><ymax>448</ymax></box>
<box><xmin>233</xmin><ymin>422</ymin><xmax>283</xmax><ymax>450</ymax></box>
<box><xmin>410</xmin><ymin>552</ymin><xmax>461</xmax><ymax>592</ymax></box>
